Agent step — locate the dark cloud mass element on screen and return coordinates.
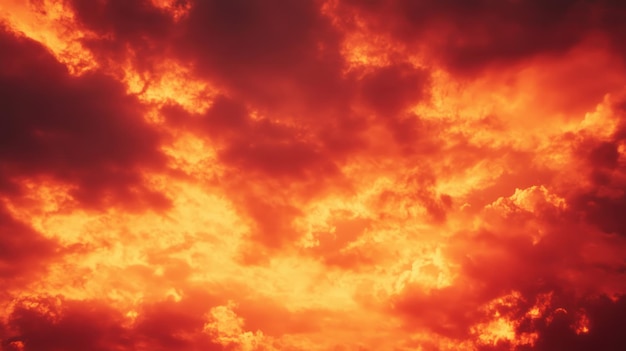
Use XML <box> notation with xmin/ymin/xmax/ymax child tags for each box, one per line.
<box><xmin>340</xmin><ymin>0</ymin><xmax>626</xmax><ymax>74</ymax></box>
<box><xmin>0</xmin><ymin>206</ymin><xmax>59</xmax><ymax>284</ymax></box>
<box><xmin>2</xmin><ymin>0</ymin><xmax>626</xmax><ymax>350</ymax></box>
<box><xmin>0</xmin><ymin>26</ymin><xmax>169</xmax><ymax>210</ymax></box>
<box><xmin>174</xmin><ymin>0</ymin><xmax>348</xmax><ymax>111</ymax></box>
<box><xmin>1</xmin><ymin>296</ymin><xmax>224</xmax><ymax>351</ymax></box>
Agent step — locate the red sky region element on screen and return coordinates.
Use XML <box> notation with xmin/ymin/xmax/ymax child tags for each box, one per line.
<box><xmin>1</xmin><ymin>0</ymin><xmax>626</xmax><ymax>350</ymax></box>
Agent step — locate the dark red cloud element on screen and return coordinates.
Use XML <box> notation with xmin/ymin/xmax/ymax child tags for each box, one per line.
<box><xmin>173</xmin><ymin>0</ymin><xmax>348</xmax><ymax>114</ymax></box>
<box><xmin>0</xmin><ymin>27</ymin><xmax>169</xmax><ymax>210</ymax></box>
<box><xmin>340</xmin><ymin>0</ymin><xmax>626</xmax><ymax>75</ymax></box>
<box><xmin>66</xmin><ymin>0</ymin><xmax>350</xmax><ymax>114</ymax></box>
<box><xmin>518</xmin><ymin>294</ymin><xmax>626</xmax><ymax>351</ymax></box>
<box><xmin>0</xmin><ymin>206</ymin><xmax>59</xmax><ymax>286</ymax></box>
<box><xmin>68</xmin><ymin>0</ymin><xmax>173</xmax><ymax>41</ymax></box>
<box><xmin>467</xmin><ymin>294</ymin><xmax>626</xmax><ymax>351</ymax></box>
<box><xmin>165</xmin><ymin>96</ymin><xmax>337</xmax><ymax>180</ymax></box>
<box><xmin>562</xmin><ymin>96</ymin><xmax>626</xmax><ymax>238</ymax></box>
<box><xmin>360</xmin><ymin>63</ymin><xmax>429</xmax><ymax>117</ymax></box>
<box><xmin>66</xmin><ymin>0</ymin><xmax>175</xmax><ymax>71</ymax></box>
<box><xmin>1</xmin><ymin>295</ymin><xmax>224</xmax><ymax>351</ymax></box>
<box><xmin>4</xmin><ymin>297</ymin><xmax>131</xmax><ymax>351</ymax></box>
<box><xmin>358</xmin><ymin>64</ymin><xmax>433</xmax><ymax>148</ymax></box>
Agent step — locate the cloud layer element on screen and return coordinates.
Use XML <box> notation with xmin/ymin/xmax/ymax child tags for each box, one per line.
<box><xmin>1</xmin><ymin>0</ymin><xmax>626</xmax><ymax>350</ymax></box>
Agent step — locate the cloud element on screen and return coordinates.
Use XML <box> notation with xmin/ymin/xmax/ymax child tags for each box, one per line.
<box><xmin>2</xmin><ymin>0</ymin><xmax>626</xmax><ymax>350</ymax></box>
<box><xmin>0</xmin><ymin>205</ymin><xmax>59</xmax><ymax>285</ymax></box>
<box><xmin>338</xmin><ymin>0</ymin><xmax>626</xmax><ymax>75</ymax></box>
<box><xmin>0</xmin><ymin>26</ymin><xmax>169</xmax><ymax>210</ymax></box>
<box><xmin>2</xmin><ymin>295</ymin><xmax>224</xmax><ymax>351</ymax></box>
<box><xmin>566</xmin><ymin>96</ymin><xmax>626</xmax><ymax>238</ymax></box>
<box><xmin>390</xmin><ymin>182</ymin><xmax>626</xmax><ymax>347</ymax></box>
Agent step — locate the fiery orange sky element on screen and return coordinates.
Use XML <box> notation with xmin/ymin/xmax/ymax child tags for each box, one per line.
<box><xmin>1</xmin><ymin>1</ymin><xmax>626</xmax><ymax>350</ymax></box>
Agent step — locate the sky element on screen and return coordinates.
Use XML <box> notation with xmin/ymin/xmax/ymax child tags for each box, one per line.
<box><xmin>1</xmin><ymin>0</ymin><xmax>626</xmax><ymax>350</ymax></box>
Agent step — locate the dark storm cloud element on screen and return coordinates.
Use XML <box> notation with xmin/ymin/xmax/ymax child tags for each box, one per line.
<box><xmin>3</xmin><ymin>298</ymin><xmax>131</xmax><ymax>351</ymax></box>
<box><xmin>163</xmin><ymin>95</ymin><xmax>339</xmax><ymax>180</ymax></box>
<box><xmin>0</xmin><ymin>206</ymin><xmax>59</xmax><ymax>284</ymax></box>
<box><xmin>1</xmin><ymin>295</ymin><xmax>224</xmax><ymax>351</ymax></box>
<box><xmin>68</xmin><ymin>0</ymin><xmax>173</xmax><ymax>40</ymax></box>
<box><xmin>65</xmin><ymin>0</ymin><xmax>175</xmax><ymax>70</ymax></box>
<box><xmin>358</xmin><ymin>64</ymin><xmax>431</xmax><ymax>143</ymax></box>
<box><xmin>173</xmin><ymin>0</ymin><xmax>349</xmax><ymax>113</ymax></box>
<box><xmin>528</xmin><ymin>294</ymin><xmax>626</xmax><ymax>351</ymax></box>
<box><xmin>65</xmin><ymin>0</ymin><xmax>350</xmax><ymax>112</ymax></box>
<box><xmin>0</xmin><ymin>27</ymin><xmax>169</xmax><ymax>210</ymax></box>
<box><xmin>340</xmin><ymin>0</ymin><xmax>626</xmax><ymax>74</ymax></box>
<box><xmin>567</xmin><ymin>98</ymin><xmax>626</xmax><ymax>238</ymax></box>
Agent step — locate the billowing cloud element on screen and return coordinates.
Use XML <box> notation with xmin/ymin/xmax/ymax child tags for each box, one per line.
<box><xmin>1</xmin><ymin>0</ymin><xmax>626</xmax><ymax>350</ymax></box>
